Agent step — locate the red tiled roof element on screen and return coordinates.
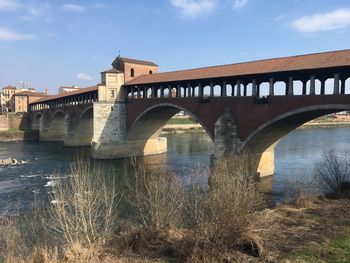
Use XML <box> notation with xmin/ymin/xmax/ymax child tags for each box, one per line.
<box><xmin>29</xmin><ymin>86</ymin><xmax>97</xmax><ymax>104</ymax></box>
<box><xmin>125</xmin><ymin>49</ymin><xmax>350</xmax><ymax>85</ymax></box>
<box><xmin>112</xmin><ymin>57</ymin><xmax>158</xmax><ymax>67</ymax></box>
<box><xmin>13</xmin><ymin>91</ymin><xmax>49</xmax><ymax>97</ymax></box>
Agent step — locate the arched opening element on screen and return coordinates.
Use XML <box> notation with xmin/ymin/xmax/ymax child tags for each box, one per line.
<box><xmin>293</xmin><ymin>80</ymin><xmax>303</xmax><ymax>95</ymax></box>
<box><xmin>325</xmin><ymin>78</ymin><xmax>334</xmax><ymax>95</ymax></box>
<box><xmin>315</xmin><ymin>79</ymin><xmax>321</xmax><ymax>95</ymax></box>
<box><xmin>203</xmin><ymin>85</ymin><xmax>210</xmax><ymax>97</ymax></box>
<box><xmin>127</xmin><ymin>104</ymin><xmax>212</xmax><ymax>157</ymax></box>
<box><xmin>242</xmin><ymin>105</ymin><xmax>350</xmax><ymax>177</ymax></box>
<box><xmin>31</xmin><ymin>113</ymin><xmax>42</xmax><ymax>130</ymax></box>
<box><xmin>130</xmin><ymin>68</ymin><xmax>135</xmax><ymax>77</ymax></box>
<box><xmin>259</xmin><ymin>82</ymin><xmax>269</xmax><ymax>97</ymax></box>
<box><xmin>50</xmin><ymin>111</ymin><xmax>66</xmax><ymax>141</ymax></box>
<box><xmin>226</xmin><ymin>84</ymin><xmax>233</xmax><ymax>96</ymax></box>
<box><xmin>246</xmin><ymin>83</ymin><xmax>253</xmax><ymax>96</ymax></box>
<box><xmin>345</xmin><ymin>78</ymin><xmax>350</xmax><ymax>94</ymax></box>
<box><xmin>75</xmin><ymin>107</ymin><xmax>93</xmax><ymax>146</ymax></box>
<box><xmin>149</xmin><ymin>70</ymin><xmax>153</xmax><ymax>75</ymax></box>
<box><xmin>274</xmin><ymin>81</ymin><xmax>286</xmax><ymax>96</ymax></box>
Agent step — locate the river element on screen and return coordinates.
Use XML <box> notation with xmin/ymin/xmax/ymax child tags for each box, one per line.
<box><xmin>0</xmin><ymin>127</ymin><xmax>349</xmax><ymax>214</ymax></box>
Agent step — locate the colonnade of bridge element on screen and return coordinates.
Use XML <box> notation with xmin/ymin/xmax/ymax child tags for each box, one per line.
<box><xmin>126</xmin><ymin>73</ymin><xmax>348</xmax><ymax>99</ymax></box>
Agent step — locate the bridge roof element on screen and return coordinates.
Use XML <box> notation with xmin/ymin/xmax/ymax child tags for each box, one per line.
<box><xmin>125</xmin><ymin>49</ymin><xmax>350</xmax><ymax>85</ymax></box>
<box><xmin>29</xmin><ymin>85</ymin><xmax>97</xmax><ymax>104</ymax></box>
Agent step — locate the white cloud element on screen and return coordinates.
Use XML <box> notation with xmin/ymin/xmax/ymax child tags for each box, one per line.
<box><xmin>62</xmin><ymin>4</ymin><xmax>86</xmax><ymax>13</ymax></box>
<box><xmin>232</xmin><ymin>0</ymin><xmax>248</xmax><ymax>9</ymax></box>
<box><xmin>77</xmin><ymin>73</ymin><xmax>93</xmax><ymax>81</ymax></box>
<box><xmin>0</xmin><ymin>27</ymin><xmax>35</xmax><ymax>41</ymax></box>
<box><xmin>292</xmin><ymin>8</ymin><xmax>350</xmax><ymax>33</ymax></box>
<box><xmin>169</xmin><ymin>0</ymin><xmax>217</xmax><ymax>18</ymax></box>
<box><xmin>0</xmin><ymin>0</ymin><xmax>20</xmax><ymax>12</ymax></box>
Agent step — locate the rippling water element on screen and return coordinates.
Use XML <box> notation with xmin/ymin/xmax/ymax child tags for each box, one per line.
<box><xmin>1</xmin><ymin>127</ymin><xmax>350</xmax><ymax>214</ymax></box>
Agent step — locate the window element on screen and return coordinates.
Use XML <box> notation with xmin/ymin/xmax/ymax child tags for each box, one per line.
<box><xmin>130</xmin><ymin>68</ymin><xmax>135</xmax><ymax>77</ymax></box>
<box><xmin>110</xmin><ymin>89</ymin><xmax>115</xmax><ymax>98</ymax></box>
<box><xmin>149</xmin><ymin>70</ymin><xmax>153</xmax><ymax>75</ymax></box>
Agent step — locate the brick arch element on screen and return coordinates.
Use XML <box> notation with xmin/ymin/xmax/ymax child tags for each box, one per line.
<box><xmin>127</xmin><ymin>102</ymin><xmax>213</xmax><ymax>142</ymax></box>
<box><xmin>243</xmin><ymin>104</ymin><xmax>350</xmax><ymax>154</ymax></box>
<box><xmin>78</xmin><ymin>106</ymin><xmax>93</xmax><ymax>123</ymax></box>
<box><xmin>51</xmin><ymin>109</ymin><xmax>66</xmax><ymax>120</ymax></box>
<box><xmin>31</xmin><ymin>112</ymin><xmax>42</xmax><ymax>130</ymax></box>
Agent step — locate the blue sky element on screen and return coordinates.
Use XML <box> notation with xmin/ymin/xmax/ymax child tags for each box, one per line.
<box><xmin>1</xmin><ymin>0</ymin><xmax>350</xmax><ymax>93</ymax></box>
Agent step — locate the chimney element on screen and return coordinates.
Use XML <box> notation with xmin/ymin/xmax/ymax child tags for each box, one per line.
<box><xmin>45</xmin><ymin>88</ymin><xmax>48</xmax><ymax>95</ymax></box>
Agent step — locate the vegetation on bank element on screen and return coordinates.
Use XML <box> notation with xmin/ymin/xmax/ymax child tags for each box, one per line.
<box><xmin>1</xmin><ymin>152</ymin><xmax>350</xmax><ymax>262</ymax></box>
<box><xmin>166</xmin><ymin>117</ymin><xmax>197</xmax><ymax>125</ymax></box>
<box><xmin>0</xmin><ymin>129</ymin><xmax>38</xmax><ymax>141</ymax></box>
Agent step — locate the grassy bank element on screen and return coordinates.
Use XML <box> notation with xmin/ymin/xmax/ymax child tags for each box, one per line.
<box><xmin>0</xmin><ymin>129</ymin><xmax>38</xmax><ymax>141</ymax></box>
<box><xmin>166</xmin><ymin>117</ymin><xmax>197</xmax><ymax>125</ymax></box>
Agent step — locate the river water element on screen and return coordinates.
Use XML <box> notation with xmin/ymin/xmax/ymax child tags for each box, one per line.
<box><xmin>0</xmin><ymin>127</ymin><xmax>349</xmax><ymax>214</ymax></box>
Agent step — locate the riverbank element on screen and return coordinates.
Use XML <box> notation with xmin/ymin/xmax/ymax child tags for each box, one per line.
<box><xmin>0</xmin><ymin>130</ymin><xmax>38</xmax><ymax>141</ymax></box>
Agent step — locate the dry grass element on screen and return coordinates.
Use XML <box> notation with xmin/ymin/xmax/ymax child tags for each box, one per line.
<box><xmin>49</xmin><ymin>159</ymin><xmax>121</xmax><ymax>250</ymax></box>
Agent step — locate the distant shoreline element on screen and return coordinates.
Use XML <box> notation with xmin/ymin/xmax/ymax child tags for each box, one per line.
<box><xmin>1</xmin><ymin>121</ymin><xmax>350</xmax><ymax>142</ymax></box>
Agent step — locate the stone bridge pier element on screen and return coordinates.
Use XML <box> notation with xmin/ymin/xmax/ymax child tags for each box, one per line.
<box><xmin>213</xmin><ymin>107</ymin><xmax>275</xmax><ymax>177</ymax></box>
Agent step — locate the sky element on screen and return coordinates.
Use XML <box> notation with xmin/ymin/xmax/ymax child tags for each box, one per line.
<box><xmin>1</xmin><ymin>0</ymin><xmax>350</xmax><ymax>94</ymax></box>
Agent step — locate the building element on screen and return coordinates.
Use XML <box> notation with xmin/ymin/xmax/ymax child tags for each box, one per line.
<box><xmin>0</xmin><ymin>91</ymin><xmax>4</xmax><ymax>114</ymax></box>
<box><xmin>2</xmin><ymin>85</ymin><xmax>17</xmax><ymax>112</ymax></box>
<box><xmin>112</xmin><ymin>56</ymin><xmax>158</xmax><ymax>83</ymax></box>
<box><xmin>12</xmin><ymin>91</ymin><xmax>50</xmax><ymax>113</ymax></box>
<box><xmin>59</xmin><ymin>85</ymin><xmax>80</xmax><ymax>94</ymax></box>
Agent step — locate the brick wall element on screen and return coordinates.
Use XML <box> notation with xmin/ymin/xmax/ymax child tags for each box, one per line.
<box><xmin>0</xmin><ymin>115</ymin><xmax>7</xmax><ymax>131</ymax></box>
<box><xmin>6</xmin><ymin>113</ymin><xmax>30</xmax><ymax>130</ymax></box>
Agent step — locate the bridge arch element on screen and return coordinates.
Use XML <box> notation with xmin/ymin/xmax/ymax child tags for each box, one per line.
<box><xmin>50</xmin><ymin>110</ymin><xmax>66</xmax><ymax>141</ymax></box>
<box><xmin>31</xmin><ymin>112</ymin><xmax>42</xmax><ymax>130</ymax></box>
<box><xmin>243</xmin><ymin>104</ymin><xmax>350</xmax><ymax>155</ymax></box>
<box><xmin>75</xmin><ymin>106</ymin><xmax>93</xmax><ymax>145</ymax></box>
<box><xmin>128</xmin><ymin>103</ymin><xmax>212</xmax><ymax>141</ymax></box>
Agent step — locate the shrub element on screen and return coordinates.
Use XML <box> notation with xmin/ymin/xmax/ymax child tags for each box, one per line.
<box><xmin>123</xmin><ymin>158</ymin><xmax>185</xmax><ymax>232</ymax></box>
<box><xmin>49</xmin><ymin>158</ymin><xmax>121</xmax><ymax>251</ymax></box>
<box><xmin>187</xmin><ymin>154</ymin><xmax>266</xmax><ymax>259</ymax></box>
<box><xmin>315</xmin><ymin>151</ymin><xmax>350</xmax><ymax>195</ymax></box>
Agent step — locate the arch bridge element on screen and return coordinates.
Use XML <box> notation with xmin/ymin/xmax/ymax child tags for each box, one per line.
<box><xmin>29</xmin><ymin>50</ymin><xmax>350</xmax><ymax>176</ymax></box>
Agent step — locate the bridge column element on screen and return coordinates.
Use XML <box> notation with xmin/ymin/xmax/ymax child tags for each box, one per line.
<box><xmin>243</xmin><ymin>83</ymin><xmax>247</xmax><ymax>96</ymax></box>
<box><xmin>269</xmin><ymin>78</ymin><xmax>274</xmax><ymax>96</ymax></box>
<box><xmin>302</xmin><ymin>79</ymin><xmax>307</xmax><ymax>95</ymax></box>
<box><xmin>39</xmin><ymin>111</ymin><xmax>50</xmax><ymax>141</ymax></box>
<box><xmin>287</xmin><ymin>77</ymin><xmax>294</xmax><ymax>95</ymax></box>
<box><xmin>214</xmin><ymin>108</ymin><xmax>241</xmax><ymax>155</ymax></box>
<box><xmin>63</xmin><ymin>114</ymin><xmax>84</xmax><ymax>146</ymax></box>
<box><xmin>320</xmin><ymin>78</ymin><xmax>326</xmax><ymax>95</ymax></box>
<box><xmin>213</xmin><ymin>108</ymin><xmax>275</xmax><ymax>177</ymax></box>
<box><xmin>310</xmin><ymin>75</ymin><xmax>316</xmax><ymax>95</ymax></box>
<box><xmin>334</xmin><ymin>74</ymin><xmax>340</xmax><ymax>95</ymax></box>
<box><xmin>198</xmin><ymin>83</ymin><xmax>203</xmax><ymax>98</ymax></box>
<box><xmin>221</xmin><ymin>81</ymin><xmax>227</xmax><ymax>97</ymax></box>
<box><xmin>252</xmin><ymin>79</ymin><xmax>257</xmax><ymax>96</ymax></box>
<box><xmin>92</xmin><ymin>102</ymin><xmax>129</xmax><ymax>158</ymax></box>
<box><xmin>341</xmin><ymin>77</ymin><xmax>346</xmax><ymax>94</ymax></box>
<box><xmin>236</xmin><ymin>80</ymin><xmax>241</xmax><ymax>97</ymax></box>
<box><xmin>210</xmin><ymin>82</ymin><xmax>214</xmax><ymax>97</ymax></box>
<box><xmin>160</xmin><ymin>86</ymin><xmax>164</xmax><ymax>98</ymax></box>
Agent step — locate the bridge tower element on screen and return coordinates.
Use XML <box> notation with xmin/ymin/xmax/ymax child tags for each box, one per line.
<box><xmin>91</xmin><ymin>56</ymin><xmax>165</xmax><ymax>159</ymax></box>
